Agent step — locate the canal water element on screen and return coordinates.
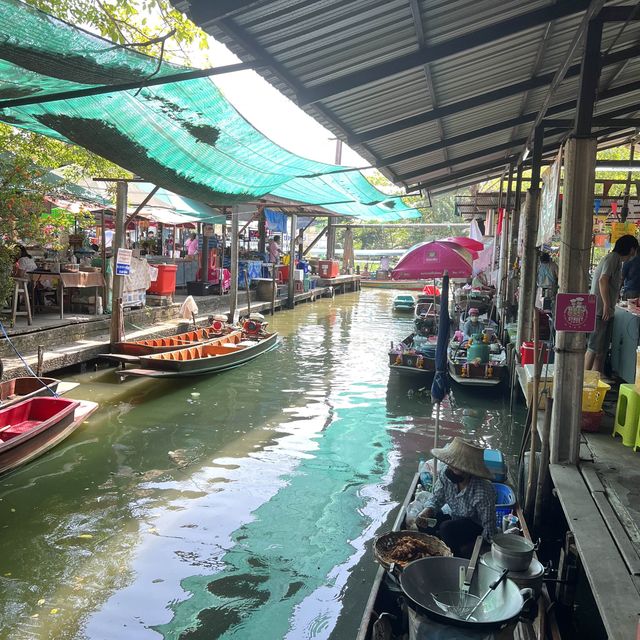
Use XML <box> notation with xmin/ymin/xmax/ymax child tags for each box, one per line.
<box><xmin>0</xmin><ymin>289</ymin><xmax>525</xmax><ymax>640</ymax></box>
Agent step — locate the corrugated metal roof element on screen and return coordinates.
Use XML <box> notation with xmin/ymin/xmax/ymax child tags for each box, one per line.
<box><xmin>172</xmin><ymin>0</ymin><xmax>640</xmax><ymax>193</ymax></box>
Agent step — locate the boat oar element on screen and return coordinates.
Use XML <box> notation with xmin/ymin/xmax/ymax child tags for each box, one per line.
<box><xmin>464</xmin><ymin>568</ymin><xmax>509</xmax><ymax>621</ymax></box>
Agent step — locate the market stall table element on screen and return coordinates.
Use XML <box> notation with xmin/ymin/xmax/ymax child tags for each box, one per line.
<box><xmin>28</xmin><ymin>271</ymin><xmax>106</xmax><ymax>318</ymax></box>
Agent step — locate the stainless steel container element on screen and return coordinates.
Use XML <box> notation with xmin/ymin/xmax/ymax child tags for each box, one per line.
<box><xmin>491</xmin><ymin>533</ymin><xmax>536</xmax><ymax>572</ymax></box>
<box><xmin>480</xmin><ymin>552</ymin><xmax>544</xmax><ymax>597</ymax></box>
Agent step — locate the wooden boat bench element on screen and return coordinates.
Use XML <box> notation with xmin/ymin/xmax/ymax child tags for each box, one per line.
<box><xmin>549</xmin><ymin>463</ymin><xmax>640</xmax><ymax>640</ymax></box>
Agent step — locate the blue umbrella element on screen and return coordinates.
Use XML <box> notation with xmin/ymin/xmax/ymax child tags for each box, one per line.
<box><xmin>431</xmin><ymin>273</ymin><xmax>450</xmax><ymax>475</ymax></box>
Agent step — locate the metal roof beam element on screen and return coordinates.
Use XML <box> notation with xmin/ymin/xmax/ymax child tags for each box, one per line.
<box><xmin>351</xmin><ymin>41</ymin><xmax>640</xmax><ymax>145</ymax></box>
<box><xmin>297</xmin><ymin>0</ymin><xmax>591</xmax><ymax>106</ymax></box>
<box><xmin>381</xmin><ymin>93</ymin><xmax>640</xmax><ymax>169</ymax></box>
<box><xmin>600</xmin><ymin>6</ymin><xmax>640</xmax><ymax>20</ymax></box>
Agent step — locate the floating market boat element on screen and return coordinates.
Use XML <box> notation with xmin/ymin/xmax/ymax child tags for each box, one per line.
<box><xmin>392</xmin><ymin>295</ymin><xmax>415</xmax><ymax>313</ymax></box>
<box><xmin>117</xmin><ymin>320</ymin><xmax>278</xmax><ymax>379</ymax></box>
<box><xmin>357</xmin><ymin>467</ymin><xmax>547</xmax><ymax>639</ymax></box>
<box><xmin>388</xmin><ymin>312</ymin><xmax>438</xmax><ymax>378</ymax></box>
<box><xmin>361</xmin><ymin>280</ymin><xmax>425</xmax><ymax>290</ymax></box>
<box><xmin>0</xmin><ymin>377</ymin><xmax>60</xmax><ymax>408</ymax></box>
<box><xmin>447</xmin><ymin>331</ymin><xmax>507</xmax><ymax>387</ymax></box>
<box><xmin>113</xmin><ymin>320</ymin><xmax>233</xmax><ymax>357</ymax></box>
<box><xmin>0</xmin><ymin>397</ymin><xmax>99</xmax><ymax>476</ymax></box>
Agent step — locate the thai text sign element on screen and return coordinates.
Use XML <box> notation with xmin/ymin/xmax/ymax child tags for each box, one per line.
<box><xmin>555</xmin><ymin>293</ymin><xmax>596</xmax><ymax>332</ymax></box>
<box><xmin>115</xmin><ymin>248</ymin><xmax>132</xmax><ymax>276</ymax></box>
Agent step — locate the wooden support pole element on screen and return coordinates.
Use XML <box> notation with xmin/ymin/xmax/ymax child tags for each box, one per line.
<box><xmin>534</xmin><ymin>396</ymin><xmax>554</xmax><ymax>531</ymax></box>
<box><xmin>550</xmin><ymin>137</ymin><xmax>597</xmax><ymax>464</ymax></box>
<box><xmin>271</xmin><ymin>261</ymin><xmax>277</xmax><ymax>316</ymax></box>
<box><xmin>257</xmin><ymin>205</ymin><xmax>266</xmax><ymax>255</ymax></box>
<box><xmin>200</xmin><ymin>223</ymin><xmax>210</xmax><ymax>286</ymax></box>
<box><xmin>287</xmin><ymin>213</ymin><xmax>297</xmax><ymax>308</ymax></box>
<box><xmin>229</xmin><ymin>207</ymin><xmax>239</xmax><ymax>323</ymax></box>
<box><xmin>244</xmin><ymin>269</ymin><xmax>251</xmax><ymax>317</ymax></box>
<box><xmin>525</xmin><ymin>311</ymin><xmax>541</xmax><ymax>516</ymax></box>
<box><xmin>303</xmin><ymin>226</ymin><xmax>328</xmax><ymax>256</ymax></box>
<box><xmin>326</xmin><ymin>217</ymin><xmax>336</xmax><ymax>259</ymax></box>
<box><xmin>110</xmin><ymin>181</ymin><xmax>127</xmax><ymax>345</ymax></box>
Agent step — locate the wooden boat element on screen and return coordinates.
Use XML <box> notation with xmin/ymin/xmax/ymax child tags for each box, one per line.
<box><xmin>0</xmin><ymin>377</ymin><xmax>60</xmax><ymax>408</ymax></box>
<box><xmin>392</xmin><ymin>295</ymin><xmax>415</xmax><ymax>313</ymax></box>
<box><xmin>447</xmin><ymin>335</ymin><xmax>507</xmax><ymax>387</ymax></box>
<box><xmin>361</xmin><ymin>280</ymin><xmax>425</xmax><ymax>290</ymax></box>
<box><xmin>357</xmin><ymin>470</ymin><xmax>556</xmax><ymax>640</ymax></box>
<box><xmin>388</xmin><ymin>333</ymin><xmax>437</xmax><ymax>378</ymax></box>
<box><xmin>118</xmin><ymin>328</ymin><xmax>279</xmax><ymax>379</ymax></box>
<box><xmin>0</xmin><ymin>397</ymin><xmax>99</xmax><ymax>476</ymax></box>
<box><xmin>113</xmin><ymin>322</ymin><xmax>232</xmax><ymax>357</ymax></box>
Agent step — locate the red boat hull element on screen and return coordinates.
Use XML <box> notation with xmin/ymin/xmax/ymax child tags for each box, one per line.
<box><xmin>0</xmin><ymin>397</ymin><xmax>92</xmax><ymax>477</ymax></box>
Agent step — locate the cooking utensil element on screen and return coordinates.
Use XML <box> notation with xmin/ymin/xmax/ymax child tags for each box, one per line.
<box><xmin>463</xmin><ymin>536</ymin><xmax>483</xmax><ymax>595</ymax></box>
<box><xmin>464</xmin><ymin>568</ymin><xmax>509</xmax><ymax>620</ymax></box>
<box><xmin>431</xmin><ymin>590</ymin><xmax>483</xmax><ymax>619</ymax></box>
<box><xmin>400</xmin><ymin>556</ymin><xmax>526</xmax><ymax>629</ymax></box>
<box><xmin>491</xmin><ymin>533</ymin><xmax>536</xmax><ymax>571</ymax></box>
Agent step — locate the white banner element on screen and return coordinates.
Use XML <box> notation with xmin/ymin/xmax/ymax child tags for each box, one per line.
<box><xmin>537</xmin><ymin>146</ymin><xmax>562</xmax><ymax>247</ymax></box>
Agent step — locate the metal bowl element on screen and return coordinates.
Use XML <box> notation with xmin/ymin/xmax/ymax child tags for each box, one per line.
<box><xmin>491</xmin><ymin>533</ymin><xmax>535</xmax><ymax>572</ymax></box>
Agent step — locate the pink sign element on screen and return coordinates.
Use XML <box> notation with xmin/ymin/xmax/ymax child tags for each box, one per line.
<box><xmin>554</xmin><ymin>293</ymin><xmax>597</xmax><ymax>332</ymax></box>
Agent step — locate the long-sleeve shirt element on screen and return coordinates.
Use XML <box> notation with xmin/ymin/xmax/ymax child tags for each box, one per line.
<box><xmin>426</xmin><ymin>467</ymin><xmax>497</xmax><ymax>542</ymax></box>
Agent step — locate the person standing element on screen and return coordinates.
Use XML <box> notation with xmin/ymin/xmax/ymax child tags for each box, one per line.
<box><xmin>586</xmin><ymin>234</ymin><xmax>639</xmax><ymax>372</ymax></box>
<box><xmin>268</xmin><ymin>235</ymin><xmax>283</xmax><ymax>263</ymax></box>
<box><xmin>184</xmin><ymin>232</ymin><xmax>199</xmax><ymax>257</ymax></box>
<box><xmin>537</xmin><ymin>252</ymin><xmax>559</xmax><ymax>306</ymax></box>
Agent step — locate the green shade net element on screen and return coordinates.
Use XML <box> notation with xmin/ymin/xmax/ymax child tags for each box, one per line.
<box><xmin>0</xmin><ymin>0</ymin><xmax>420</xmax><ymax>221</ymax></box>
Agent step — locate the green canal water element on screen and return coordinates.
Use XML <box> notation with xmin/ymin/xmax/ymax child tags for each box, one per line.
<box><xmin>0</xmin><ymin>289</ymin><xmax>525</xmax><ymax>640</ymax></box>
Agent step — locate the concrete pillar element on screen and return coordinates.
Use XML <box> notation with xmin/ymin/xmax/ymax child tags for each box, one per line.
<box><xmin>515</xmin><ymin>188</ymin><xmax>540</xmax><ymax>345</ymax></box>
<box><xmin>109</xmin><ymin>180</ymin><xmax>127</xmax><ymax>344</ymax></box>
<box><xmin>497</xmin><ymin>209</ymin><xmax>510</xmax><ymax>321</ymax></box>
<box><xmin>550</xmin><ymin>136</ymin><xmax>597</xmax><ymax>464</ymax></box>
<box><xmin>229</xmin><ymin>206</ymin><xmax>239</xmax><ymax>323</ymax></box>
<box><xmin>287</xmin><ymin>213</ymin><xmax>297</xmax><ymax>308</ymax></box>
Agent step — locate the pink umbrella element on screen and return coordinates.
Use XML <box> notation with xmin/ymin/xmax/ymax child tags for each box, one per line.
<box><xmin>391</xmin><ymin>241</ymin><xmax>473</xmax><ymax>280</ymax></box>
<box><xmin>442</xmin><ymin>236</ymin><xmax>484</xmax><ymax>259</ymax></box>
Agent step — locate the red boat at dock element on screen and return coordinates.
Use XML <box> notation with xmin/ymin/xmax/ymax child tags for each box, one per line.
<box><xmin>0</xmin><ymin>397</ymin><xmax>99</xmax><ymax>476</ymax></box>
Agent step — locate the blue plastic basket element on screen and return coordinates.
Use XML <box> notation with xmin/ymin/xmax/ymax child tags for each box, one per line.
<box><xmin>494</xmin><ymin>482</ymin><xmax>516</xmax><ymax>528</ymax></box>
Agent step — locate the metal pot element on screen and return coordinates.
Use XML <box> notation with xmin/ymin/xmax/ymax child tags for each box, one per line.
<box><xmin>400</xmin><ymin>556</ymin><xmax>526</xmax><ymax>630</ymax></box>
<box><xmin>481</xmin><ymin>552</ymin><xmax>544</xmax><ymax>597</ymax></box>
<box><xmin>491</xmin><ymin>533</ymin><xmax>535</xmax><ymax>572</ymax></box>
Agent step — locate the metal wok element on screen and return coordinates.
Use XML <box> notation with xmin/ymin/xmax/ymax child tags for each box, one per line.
<box><xmin>400</xmin><ymin>556</ymin><xmax>526</xmax><ymax>630</ymax></box>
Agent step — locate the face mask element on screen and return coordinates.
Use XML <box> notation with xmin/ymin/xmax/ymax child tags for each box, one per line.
<box><xmin>470</xmin><ymin>317</ymin><xmax>478</xmax><ymax>323</ymax></box>
<box><xmin>445</xmin><ymin>467</ymin><xmax>466</xmax><ymax>484</ymax></box>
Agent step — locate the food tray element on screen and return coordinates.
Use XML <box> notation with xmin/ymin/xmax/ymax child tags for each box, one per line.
<box><xmin>374</xmin><ymin>530</ymin><xmax>452</xmax><ymax>570</ymax></box>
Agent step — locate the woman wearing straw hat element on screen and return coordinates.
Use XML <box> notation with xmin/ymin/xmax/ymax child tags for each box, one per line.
<box><xmin>417</xmin><ymin>437</ymin><xmax>496</xmax><ymax>557</ymax></box>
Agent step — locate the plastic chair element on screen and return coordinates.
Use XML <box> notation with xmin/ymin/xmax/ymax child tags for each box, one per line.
<box><xmin>635</xmin><ymin>420</ymin><xmax>640</xmax><ymax>452</ymax></box>
<box><xmin>613</xmin><ymin>384</ymin><xmax>640</xmax><ymax>447</ymax></box>
<box><xmin>10</xmin><ymin>277</ymin><xmax>32</xmax><ymax>326</ymax></box>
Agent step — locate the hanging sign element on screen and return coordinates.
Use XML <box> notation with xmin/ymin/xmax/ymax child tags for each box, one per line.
<box><xmin>554</xmin><ymin>293</ymin><xmax>596</xmax><ymax>332</ymax></box>
<box><xmin>537</xmin><ymin>146</ymin><xmax>562</xmax><ymax>247</ymax></box>
<box><xmin>115</xmin><ymin>248</ymin><xmax>132</xmax><ymax>276</ymax></box>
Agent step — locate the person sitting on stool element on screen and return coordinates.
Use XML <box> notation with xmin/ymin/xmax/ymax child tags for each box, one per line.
<box><xmin>417</xmin><ymin>437</ymin><xmax>496</xmax><ymax>557</ymax></box>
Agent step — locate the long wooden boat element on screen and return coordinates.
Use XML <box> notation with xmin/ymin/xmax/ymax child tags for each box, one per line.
<box><xmin>388</xmin><ymin>333</ymin><xmax>437</xmax><ymax>378</ymax></box>
<box><xmin>361</xmin><ymin>280</ymin><xmax>425</xmax><ymax>290</ymax></box>
<box><xmin>118</xmin><ymin>329</ymin><xmax>279</xmax><ymax>379</ymax></box>
<box><xmin>0</xmin><ymin>397</ymin><xmax>99</xmax><ymax>476</ymax></box>
<box><xmin>357</xmin><ymin>472</ymin><xmax>557</xmax><ymax>639</ymax></box>
<box><xmin>448</xmin><ymin>337</ymin><xmax>508</xmax><ymax>387</ymax></box>
<box><xmin>113</xmin><ymin>322</ymin><xmax>232</xmax><ymax>357</ymax></box>
<box><xmin>0</xmin><ymin>377</ymin><xmax>60</xmax><ymax>408</ymax></box>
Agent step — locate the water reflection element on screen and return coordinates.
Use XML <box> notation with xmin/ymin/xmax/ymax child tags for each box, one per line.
<box><xmin>0</xmin><ymin>289</ymin><xmax>524</xmax><ymax>640</ymax></box>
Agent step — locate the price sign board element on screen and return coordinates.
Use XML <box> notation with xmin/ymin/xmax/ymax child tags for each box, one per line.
<box><xmin>115</xmin><ymin>248</ymin><xmax>132</xmax><ymax>276</ymax></box>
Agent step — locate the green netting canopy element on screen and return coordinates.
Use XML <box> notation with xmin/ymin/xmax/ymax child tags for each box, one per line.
<box><xmin>0</xmin><ymin>0</ymin><xmax>420</xmax><ymax>221</ymax></box>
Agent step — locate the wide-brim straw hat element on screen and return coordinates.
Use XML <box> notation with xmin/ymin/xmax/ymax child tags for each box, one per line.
<box><xmin>431</xmin><ymin>437</ymin><xmax>492</xmax><ymax>479</ymax></box>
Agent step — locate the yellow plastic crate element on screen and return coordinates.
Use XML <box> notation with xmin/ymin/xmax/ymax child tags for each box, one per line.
<box><xmin>582</xmin><ymin>379</ymin><xmax>611</xmax><ymax>413</ymax></box>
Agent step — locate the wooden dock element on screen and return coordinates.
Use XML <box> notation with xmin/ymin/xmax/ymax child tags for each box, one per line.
<box><xmin>516</xmin><ymin>365</ymin><xmax>640</xmax><ymax>639</ymax></box>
